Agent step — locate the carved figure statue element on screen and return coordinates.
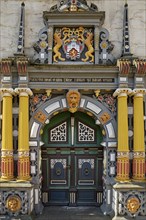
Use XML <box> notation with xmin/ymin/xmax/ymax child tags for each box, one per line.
<box><xmin>53</xmin><ymin>31</ymin><xmax>65</xmax><ymax>62</ymax></box>
<box><xmin>82</xmin><ymin>31</ymin><xmax>94</xmax><ymax>63</ymax></box>
<box><xmin>6</xmin><ymin>195</ymin><xmax>21</xmax><ymax>212</ymax></box>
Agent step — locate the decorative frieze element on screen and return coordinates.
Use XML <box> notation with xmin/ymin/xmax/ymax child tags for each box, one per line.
<box><xmin>1</xmin><ymin>59</ymin><xmax>12</xmax><ymax>75</ymax></box>
<box><xmin>117</xmin><ymin>59</ymin><xmax>131</xmax><ymax>75</ymax></box>
<box><xmin>133</xmin><ymin>59</ymin><xmax>146</xmax><ymax>75</ymax></box>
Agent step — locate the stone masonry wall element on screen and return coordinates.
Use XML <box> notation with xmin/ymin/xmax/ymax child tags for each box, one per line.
<box><xmin>0</xmin><ymin>0</ymin><xmax>146</xmax><ymax>60</ymax></box>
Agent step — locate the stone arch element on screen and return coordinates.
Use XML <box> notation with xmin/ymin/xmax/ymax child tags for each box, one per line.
<box><xmin>29</xmin><ymin>95</ymin><xmax>117</xmax><ymax>146</ymax></box>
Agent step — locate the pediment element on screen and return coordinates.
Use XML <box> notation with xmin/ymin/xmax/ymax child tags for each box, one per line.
<box><xmin>50</xmin><ymin>0</ymin><xmax>98</xmax><ymax>13</ymax></box>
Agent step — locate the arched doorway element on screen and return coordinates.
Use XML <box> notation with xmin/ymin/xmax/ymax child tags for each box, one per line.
<box><xmin>41</xmin><ymin>111</ymin><xmax>103</xmax><ymax>206</ymax></box>
<box><xmin>29</xmin><ymin>95</ymin><xmax>117</xmax><ymax>210</ymax></box>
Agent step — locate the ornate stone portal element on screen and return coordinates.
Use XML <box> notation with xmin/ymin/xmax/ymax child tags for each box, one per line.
<box><xmin>0</xmin><ymin>0</ymin><xmax>146</xmax><ymax>220</ymax></box>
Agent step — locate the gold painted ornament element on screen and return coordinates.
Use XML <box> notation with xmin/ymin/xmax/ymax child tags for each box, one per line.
<box><xmin>126</xmin><ymin>197</ymin><xmax>140</xmax><ymax>214</ymax></box>
<box><xmin>6</xmin><ymin>195</ymin><xmax>21</xmax><ymax>212</ymax></box>
<box><xmin>66</xmin><ymin>90</ymin><xmax>81</xmax><ymax>113</ymax></box>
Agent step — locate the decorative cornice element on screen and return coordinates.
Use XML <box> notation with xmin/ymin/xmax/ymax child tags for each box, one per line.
<box><xmin>113</xmin><ymin>88</ymin><xmax>132</xmax><ymax>97</ymax></box>
<box><xmin>133</xmin><ymin>59</ymin><xmax>146</xmax><ymax>75</ymax></box>
<box><xmin>117</xmin><ymin>59</ymin><xmax>131</xmax><ymax>75</ymax></box>
<box><xmin>15</xmin><ymin>88</ymin><xmax>33</xmax><ymax>96</ymax></box>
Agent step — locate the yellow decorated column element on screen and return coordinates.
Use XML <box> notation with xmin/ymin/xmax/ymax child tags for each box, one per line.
<box><xmin>113</xmin><ymin>88</ymin><xmax>132</xmax><ymax>181</ymax></box>
<box><xmin>0</xmin><ymin>89</ymin><xmax>14</xmax><ymax>181</ymax></box>
<box><xmin>15</xmin><ymin>88</ymin><xmax>33</xmax><ymax>181</ymax></box>
<box><xmin>132</xmin><ymin>89</ymin><xmax>146</xmax><ymax>181</ymax></box>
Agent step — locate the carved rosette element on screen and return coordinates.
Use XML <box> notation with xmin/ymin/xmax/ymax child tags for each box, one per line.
<box><xmin>6</xmin><ymin>195</ymin><xmax>21</xmax><ymax>213</ymax></box>
<box><xmin>133</xmin><ymin>59</ymin><xmax>146</xmax><ymax>75</ymax></box>
<box><xmin>116</xmin><ymin>151</ymin><xmax>130</xmax><ymax>181</ymax></box>
<box><xmin>126</xmin><ymin>196</ymin><xmax>140</xmax><ymax>214</ymax></box>
<box><xmin>117</xmin><ymin>59</ymin><xmax>131</xmax><ymax>75</ymax></box>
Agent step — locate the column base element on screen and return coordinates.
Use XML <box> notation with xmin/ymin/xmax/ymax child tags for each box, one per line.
<box><xmin>115</xmin><ymin>177</ymin><xmax>131</xmax><ymax>183</ymax></box>
<box><xmin>16</xmin><ymin>177</ymin><xmax>31</xmax><ymax>182</ymax></box>
<box><xmin>18</xmin><ymin>152</ymin><xmax>30</xmax><ymax>181</ymax></box>
<box><xmin>133</xmin><ymin>152</ymin><xmax>145</xmax><ymax>181</ymax></box>
<box><xmin>1</xmin><ymin>153</ymin><xmax>14</xmax><ymax>181</ymax></box>
<box><xmin>0</xmin><ymin>177</ymin><xmax>14</xmax><ymax>182</ymax></box>
<box><xmin>116</xmin><ymin>152</ymin><xmax>130</xmax><ymax>181</ymax></box>
<box><xmin>132</xmin><ymin>178</ymin><xmax>146</xmax><ymax>183</ymax></box>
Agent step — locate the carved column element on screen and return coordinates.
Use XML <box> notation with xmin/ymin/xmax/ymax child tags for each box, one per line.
<box><xmin>113</xmin><ymin>88</ymin><xmax>132</xmax><ymax>181</ymax></box>
<box><xmin>132</xmin><ymin>89</ymin><xmax>146</xmax><ymax>181</ymax></box>
<box><xmin>0</xmin><ymin>89</ymin><xmax>14</xmax><ymax>181</ymax></box>
<box><xmin>48</xmin><ymin>25</ymin><xmax>53</xmax><ymax>64</ymax></box>
<box><xmin>15</xmin><ymin>88</ymin><xmax>33</xmax><ymax>181</ymax></box>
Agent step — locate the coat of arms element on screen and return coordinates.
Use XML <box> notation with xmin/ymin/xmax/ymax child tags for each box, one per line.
<box><xmin>53</xmin><ymin>27</ymin><xmax>94</xmax><ymax>63</ymax></box>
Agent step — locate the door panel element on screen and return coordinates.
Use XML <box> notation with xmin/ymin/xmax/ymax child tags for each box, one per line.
<box><xmin>41</xmin><ymin>112</ymin><xmax>103</xmax><ymax>206</ymax></box>
<box><xmin>77</xmin><ymin>157</ymin><xmax>95</xmax><ymax>186</ymax></box>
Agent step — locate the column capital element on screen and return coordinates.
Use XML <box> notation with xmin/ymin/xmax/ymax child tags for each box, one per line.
<box><xmin>131</xmin><ymin>88</ymin><xmax>146</xmax><ymax>97</ymax></box>
<box><xmin>113</xmin><ymin>88</ymin><xmax>132</xmax><ymax>97</ymax></box>
<box><xmin>0</xmin><ymin>88</ymin><xmax>15</xmax><ymax>97</ymax></box>
<box><xmin>15</xmin><ymin>88</ymin><xmax>33</xmax><ymax>96</ymax></box>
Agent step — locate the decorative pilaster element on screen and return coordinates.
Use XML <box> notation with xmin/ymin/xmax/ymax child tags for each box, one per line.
<box><xmin>15</xmin><ymin>88</ymin><xmax>33</xmax><ymax>181</ymax></box>
<box><xmin>94</xmin><ymin>26</ymin><xmax>100</xmax><ymax>64</ymax></box>
<box><xmin>17</xmin><ymin>2</ymin><xmax>25</xmax><ymax>54</ymax></box>
<box><xmin>113</xmin><ymin>88</ymin><xmax>132</xmax><ymax>181</ymax></box>
<box><xmin>48</xmin><ymin>25</ymin><xmax>53</xmax><ymax>64</ymax></box>
<box><xmin>121</xmin><ymin>2</ymin><xmax>132</xmax><ymax>57</ymax></box>
<box><xmin>0</xmin><ymin>89</ymin><xmax>14</xmax><ymax>181</ymax></box>
<box><xmin>132</xmin><ymin>89</ymin><xmax>146</xmax><ymax>181</ymax></box>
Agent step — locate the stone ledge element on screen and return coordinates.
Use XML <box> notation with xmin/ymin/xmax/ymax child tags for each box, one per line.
<box><xmin>112</xmin><ymin>217</ymin><xmax>146</xmax><ymax>220</ymax></box>
<box><xmin>113</xmin><ymin>183</ymin><xmax>146</xmax><ymax>190</ymax></box>
<box><xmin>0</xmin><ymin>182</ymin><xmax>33</xmax><ymax>188</ymax></box>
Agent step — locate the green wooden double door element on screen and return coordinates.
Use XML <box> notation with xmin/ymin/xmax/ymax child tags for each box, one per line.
<box><xmin>42</xmin><ymin>112</ymin><xmax>103</xmax><ymax>206</ymax></box>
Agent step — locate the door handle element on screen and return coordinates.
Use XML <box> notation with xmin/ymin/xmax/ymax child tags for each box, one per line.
<box><xmin>66</xmin><ymin>165</ymin><xmax>71</xmax><ymax>169</ymax></box>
